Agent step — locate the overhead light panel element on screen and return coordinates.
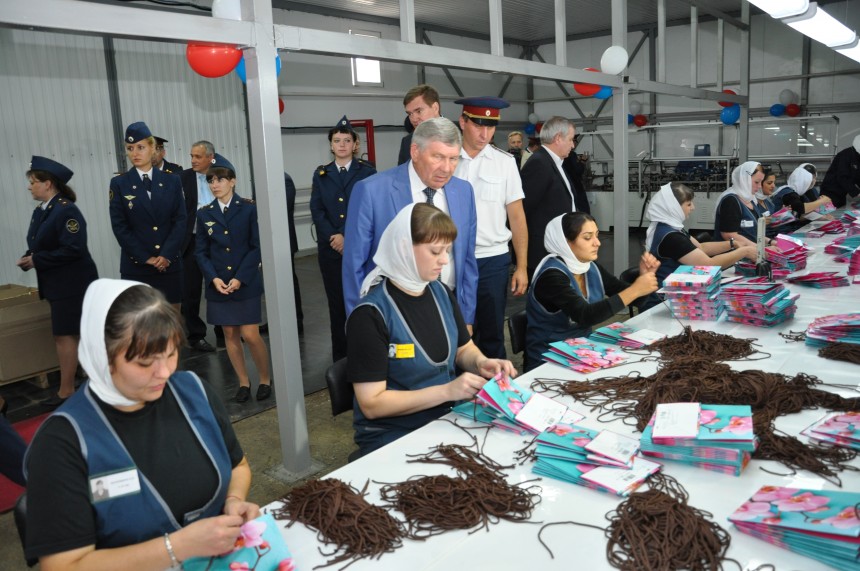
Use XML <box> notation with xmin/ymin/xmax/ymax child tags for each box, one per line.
<box><xmin>782</xmin><ymin>3</ymin><xmax>857</xmax><ymax>48</ymax></box>
<box><xmin>836</xmin><ymin>38</ymin><xmax>860</xmax><ymax>64</ymax></box>
<box><xmin>746</xmin><ymin>0</ymin><xmax>809</xmax><ymax>19</ymax></box>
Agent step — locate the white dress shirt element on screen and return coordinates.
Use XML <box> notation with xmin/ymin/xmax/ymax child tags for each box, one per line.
<box><xmin>408</xmin><ymin>161</ymin><xmax>455</xmax><ymax>290</ymax></box>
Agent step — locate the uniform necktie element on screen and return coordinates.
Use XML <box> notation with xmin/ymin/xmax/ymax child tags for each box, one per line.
<box><xmin>423</xmin><ymin>187</ymin><xmax>436</xmax><ymax>204</ymax></box>
<box><xmin>142</xmin><ymin>173</ymin><xmax>152</xmax><ymax>199</ymax></box>
<box><xmin>339</xmin><ymin>166</ymin><xmax>347</xmax><ymax>174</ymax></box>
<box><xmin>223</xmin><ymin>205</ymin><xmax>229</xmax><ymax>215</ymax></box>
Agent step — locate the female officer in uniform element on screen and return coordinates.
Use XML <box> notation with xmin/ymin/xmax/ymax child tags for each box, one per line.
<box><xmin>195</xmin><ymin>155</ymin><xmax>271</xmax><ymax>403</ymax></box>
<box><xmin>310</xmin><ymin>115</ymin><xmax>376</xmax><ymax>362</ymax></box>
<box><xmin>16</xmin><ymin>156</ymin><xmax>99</xmax><ymax>408</ymax></box>
<box><xmin>109</xmin><ymin>121</ymin><xmax>186</xmax><ymax>306</ymax></box>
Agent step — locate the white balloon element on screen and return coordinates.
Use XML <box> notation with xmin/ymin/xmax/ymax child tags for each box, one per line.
<box><xmin>629</xmin><ymin>100</ymin><xmax>642</xmax><ymax>115</ymax></box>
<box><xmin>528</xmin><ymin>113</ymin><xmax>539</xmax><ymax>125</ymax></box>
<box><xmin>600</xmin><ymin>45</ymin><xmax>629</xmax><ymax>75</ymax></box>
<box><xmin>778</xmin><ymin>89</ymin><xmax>796</xmax><ymax>106</ymax></box>
<box><xmin>212</xmin><ymin>0</ymin><xmax>242</xmax><ymax>20</ymax></box>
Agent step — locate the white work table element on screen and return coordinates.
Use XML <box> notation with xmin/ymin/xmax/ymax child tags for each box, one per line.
<box><xmin>270</xmin><ymin>223</ymin><xmax>859</xmax><ymax>571</ymax></box>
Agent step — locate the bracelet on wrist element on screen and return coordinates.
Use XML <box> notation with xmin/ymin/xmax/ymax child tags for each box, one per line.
<box><xmin>164</xmin><ymin>533</ymin><xmax>181</xmax><ymax>567</ymax></box>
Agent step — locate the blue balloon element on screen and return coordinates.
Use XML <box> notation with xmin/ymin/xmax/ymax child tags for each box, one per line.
<box><xmin>593</xmin><ymin>85</ymin><xmax>613</xmax><ymax>99</ymax></box>
<box><xmin>524</xmin><ymin>123</ymin><xmax>536</xmax><ymax>136</ymax></box>
<box><xmin>235</xmin><ymin>53</ymin><xmax>282</xmax><ymax>84</ymax></box>
<box><xmin>769</xmin><ymin>103</ymin><xmax>786</xmax><ymax>117</ymax></box>
<box><xmin>720</xmin><ymin>103</ymin><xmax>740</xmax><ymax>125</ymax></box>
<box><xmin>628</xmin><ymin>113</ymin><xmax>634</xmax><ymax>124</ymax></box>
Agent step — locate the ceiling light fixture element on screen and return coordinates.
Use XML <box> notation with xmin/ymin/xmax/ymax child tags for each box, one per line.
<box><xmin>782</xmin><ymin>2</ymin><xmax>857</xmax><ymax>48</ymax></box>
<box><xmin>746</xmin><ymin>0</ymin><xmax>809</xmax><ymax>19</ymax></box>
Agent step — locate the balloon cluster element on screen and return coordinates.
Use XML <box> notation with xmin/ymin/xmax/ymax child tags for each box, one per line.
<box><xmin>770</xmin><ymin>89</ymin><xmax>801</xmax><ymax>117</ymax></box>
<box><xmin>185</xmin><ymin>0</ymin><xmax>286</xmax><ymax>114</ymax></box>
<box><xmin>524</xmin><ymin>114</ymin><xmax>543</xmax><ymax>136</ymax></box>
<box><xmin>717</xmin><ymin>89</ymin><xmax>741</xmax><ymax>125</ymax></box>
<box><xmin>571</xmin><ymin>46</ymin><xmax>628</xmax><ymax>101</ymax></box>
<box><xmin>628</xmin><ymin>100</ymin><xmax>647</xmax><ymax>127</ymax></box>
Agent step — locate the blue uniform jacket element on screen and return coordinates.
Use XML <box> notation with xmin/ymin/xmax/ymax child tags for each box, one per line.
<box><xmin>109</xmin><ymin>168</ymin><xmax>186</xmax><ymax>276</ymax></box>
<box><xmin>342</xmin><ymin>162</ymin><xmax>479</xmax><ymax>324</ymax></box>
<box><xmin>26</xmin><ymin>196</ymin><xmax>98</xmax><ymax>300</ymax></box>
<box><xmin>310</xmin><ymin>159</ymin><xmax>376</xmax><ymax>260</ymax></box>
<box><xmin>194</xmin><ymin>194</ymin><xmax>263</xmax><ymax>302</ymax></box>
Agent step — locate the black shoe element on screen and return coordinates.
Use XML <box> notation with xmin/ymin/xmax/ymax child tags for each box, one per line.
<box><xmin>216</xmin><ymin>337</ymin><xmax>226</xmax><ymax>349</ymax></box>
<box><xmin>190</xmin><ymin>339</ymin><xmax>216</xmax><ymax>353</ymax></box>
<box><xmin>235</xmin><ymin>386</ymin><xmax>251</xmax><ymax>403</ymax></box>
<box><xmin>40</xmin><ymin>394</ymin><xmax>68</xmax><ymax>409</ymax></box>
<box><xmin>256</xmin><ymin>384</ymin><xmax>272</xmax><ymax>401</ymax></box>
<box><xmin>259</xmin><ymin>323</ymin><xmax>269</xmax><ymax>334</ymax></box>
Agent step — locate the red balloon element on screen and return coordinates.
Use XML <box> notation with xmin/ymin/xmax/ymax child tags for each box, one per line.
<box><xmin>535</xmin><ymin>121</ymin><xmax>544</xmax><ymax>134</ymax></box>
<box><xmin>278</xmin><ymin>98</ymin><xmax>285</xmax><ymax>115</ymax></box>
<box><xmin>633</xmin><ymin>114</ymin><xmax>648</xmax><ymax>127</ymax></box>
<box><xmin>186</xmin><ymin>43</ymin><xmax>242</xmax><ymax>78</ymax></box>
<box><xmin>573</xmin><ymin>67</ymin><xmax>601</xmax><ymax>97</ymax></box>
<box><xmin>785</xmin><ymin>103</ymin><xmax>801</xmax><ymax>117</ymax></box>
<box><xmin>718</xmin><ymin>89</ymin><xmax>737</xmax><ymax>108</ymax></box>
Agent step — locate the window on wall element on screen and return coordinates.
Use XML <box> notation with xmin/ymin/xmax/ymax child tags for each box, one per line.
<box><xmin>350</xmin><ymin>29</ymin><xmax>383</xmax><ymax>86</ymax></box>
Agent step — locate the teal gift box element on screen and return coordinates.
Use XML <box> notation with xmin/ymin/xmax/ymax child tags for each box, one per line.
<box><xmin>182</xmin><ymin>514</ymin><xmax>295</xmax><ymax>571</ymax></box>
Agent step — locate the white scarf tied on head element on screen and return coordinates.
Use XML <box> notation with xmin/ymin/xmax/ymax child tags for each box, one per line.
<box><xmin>787</xmin><ymin>163</ymin><xmax>815</xmax><ymax>197</ymax></box>
<box><xmin>645</xmin><ymin>183</ymin><xmax>686</xmax><ymax>251</ymax></box>
<box><xmin>359</xmin><ymin>203</ymin><xmax>430</xmax><ymax>297</ymax></box>
<box><xmin>78</xmin><ymin>278</ymin><xmax>150</xmax><ymax>407</ymax></box>
<box><xmin>718</xmin><ymin>160</ymin><xmax>761</xmax><ymax>205</ymax></box>
<box><xmin>534</xmin><ymin>214</ymin><xmax>592</xmax><ymax>276</ymax></box>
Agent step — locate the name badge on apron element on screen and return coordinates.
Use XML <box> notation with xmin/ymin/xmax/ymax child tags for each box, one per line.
<box><xmin>89</xmin><ymin>467</ymin><xmax>141</xmax><ymax>502</ymax></box>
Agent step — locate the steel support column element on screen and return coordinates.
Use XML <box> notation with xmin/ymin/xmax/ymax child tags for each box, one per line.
<box><xmin>612</xmin><ymin>0</ymin><xmax>630</xmax><ymax>276</ymax></box>
<box><xmin>555</xmin><ymin>0</ymin><xmax>567</xmax><ymax>67</ymax></box>
<box><xmin>488</xmin><ymin>0</ymin><xmax>504</xmax><ymax>57</ymax></box>
<box><xmin>690</xmin><ymin>6</ymin><xmax>698</xmax><ymax>88</ymax></box>
<box><xmin>657</xmin><ymin>0</ymin><xmax>667</xmax><ymax>83</ymax></box>
<box><xmin>399</xmin><ymin>0</ymin><xmax>416</xmax><ymax>43</ymax></box>
<box><xmin>738</xmin><ymin>2</ymin><xmax>750</xmax><ymax>161</ymax></box>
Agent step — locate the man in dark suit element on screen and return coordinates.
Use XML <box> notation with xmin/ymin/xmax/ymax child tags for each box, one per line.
<box><xmin>152</xmin><ymin>136</ymin><xmax>183</xmax><ymax>174</ymax></box>
<box><xmin>562</xmin><ymin>150</ymin><xmax>591</xmax><ymax>214</ymax></box>
<box><xmin>344</xmin><ymin>117</ymin><xmax>479</xmax><ymax>326</ymax></box>
<box><xmin>520</xmin><ymin>116</ymin><xmax>578</xmax><ymax>278</ymax></box>
<box><xmin>179</xmin><ymin>140</ymin><xmax>217</xmax><ymax>352</ymax></box>
<box><xmin>284</xmin><ymin>171</ymin><xmax>304</xmax><ymax>334</ymax></box>
<box><xmin>397</xmin><ymin>84</ymin><xmax>441</xmax><ymax>165</ymax></box>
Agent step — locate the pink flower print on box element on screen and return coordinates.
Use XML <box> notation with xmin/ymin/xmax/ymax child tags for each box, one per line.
<box><xmin>721</xmin><ymin>416</ymin><xmax>753</xmax><ymax>435</ymax></box>
<box><xmin>548</xmin><ymin>424</ymin><xmax>574</xmax><ymax>437</ymax></box>
<box><xmin>230</xmin><ymin>563</ymin><xmax>251</xmax><ymax>571</ymax></box>
<box><xmin>699</xmin><ymin>409</ymin><xmax>720</xmax><ymax>426</ymax></box>
<box><xmin>834</xmin><ymin>412</ymin><xmax>860</xmax><ymax>424</ymax></box>
<box><xmin>575</xmin><ymin>463</ymin><xmax>596</xmax><ymax>474</ymax></box>
<box><xmin>752</xmin><ymin>486</ymin><xmax>796</xmax><ymax>502</ymax></box>
<box><xmin>821</xmin><ymin>507</ymin><xmax>860</xmax><ymax>530</ymax></box>
<box><xmin>278</xmin><ymin>559</ymin><xmax>296</xmax><ymax>571</ymax></box>
<box><xmin>508</xmin><ymin>398</ymin><xmax>524</xmax><ymax>415</ymax></box>
<box><xmin>239</xmin><ymin>519</ymin><xmax>267</xmax><ymax>549</ymax></box>
<box><xmin>497</xmin><ymin>376</ymin><xmax>514</xmax><ymax>393</ymax></box>
<box><xmin>731</xmin><ymin>501</ymin><xmax>773</xmax><ymax>521</ymax></box>
<box><xmin>773</xmin><ymin>491</ymin><xmax>829</xmax><ymax>512</ymax></box>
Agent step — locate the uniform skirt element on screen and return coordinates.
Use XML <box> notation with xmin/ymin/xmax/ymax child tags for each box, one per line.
<box><xmin>121</xmin><ymin>271</ymin><xmax>183</xmax><ymax>304</ymax></box>
<box><xmin>48</xmin><ymin>293</ymin><xmax>86</xmax><ymax>336</ymax></box>
<box><xmin>207</xmin><ymin>295</ymin><xmax>262</xmax><ymax>326</ymax></box>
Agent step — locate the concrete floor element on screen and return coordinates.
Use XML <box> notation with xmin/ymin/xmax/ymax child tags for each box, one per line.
<box><xmin>0</xmin><ymin>230</ymin><xmax>640</xmax><ymax>570</ymax></box>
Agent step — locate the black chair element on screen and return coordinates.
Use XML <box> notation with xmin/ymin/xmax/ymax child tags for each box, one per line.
<box><xmin>695</xmin><ymin>231</ymin><xmax>714</xmax><ymax>244</ymax></box>
<box><xmin>507</xmin><ymin>310</ymin><xmax>527</xmax><ymax>355</ymax></box>
<box><xmin>14</xmin><ymin>494</ymin><xmax>36</xmax><ymax>567</ymax></box>
<box><xmin>619</xmin><ymin>266</ymin><xmax>640</xmax><ymax>318</ymax></box>
<box><xmin>325</xmin><ymin>358</ymin><xmax>353</xmax><ymax>417</ymax></box>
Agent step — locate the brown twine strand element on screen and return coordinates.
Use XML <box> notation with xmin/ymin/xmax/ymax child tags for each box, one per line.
<box><xmin>779</xmin><ymin>329</ymin><xmax>807</xmax><ymax>343</ymax></box>
<box><xmin>819</xmin><ymin>342</ymin><xmax>860</xmax><ymax>365</ymax></box>
<box><xmin>649</xmin><ymin>325</ymin><xmax>767</xmax><ymax>361</ymax></box>
<box><xmin>548</xmin><ymin>357</ymin><xmax>860</xmax><ymax>479</ymax></box>
<box><xmin>378</xmin><ymin>443</ymin><xmax>542</xmax><ymax>538</ymax></box>
<box><xmin>271</xmin><ymin>479</ymin><xmax>406</xmax><ymax>570</ymax></box>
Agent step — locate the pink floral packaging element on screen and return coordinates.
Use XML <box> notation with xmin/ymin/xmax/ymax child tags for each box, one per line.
<box><xmin>729</xmin><ymin>486</ymin><xmax>860</xmax><ymax>570</ymax></box>
<box><xmin>182</xmin><ymin>514</ymin><xmax>295</xmax><ymax>571</ymax></box>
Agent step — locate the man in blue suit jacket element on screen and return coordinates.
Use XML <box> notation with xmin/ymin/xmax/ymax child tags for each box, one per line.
<box><xmin>343</xmin><ymin>117</ymin><xmax>479</xmax><ymax>325</ymax></box>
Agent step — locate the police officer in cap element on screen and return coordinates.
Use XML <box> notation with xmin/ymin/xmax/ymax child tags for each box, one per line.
<box><xmin>195</xmin><ymin>154</ymin><xmax>271</xmax><ymax>403</ymax></box>
<box><xmin>310</xmin><ymin>115</ymin><xmax>376</xmax><ymax>362</ymax></box>
<box><xmin>17</xmin><ymin>156</ymin><xmax>99</xmax><ymax>408</ymax></box>
<box><xmin>454</xmin><ymin>96</ymin><xmax>528</xmax><ymax>360</ymax></box>
<box><xmin>152</xmin><ymin>136</ymin><xmax>183</xmax><ymax>174</ymax></box>
<box><xmin>109</xmin><ymin>121</ymin><xmax>187</xmax><ymax>305</ymax></box>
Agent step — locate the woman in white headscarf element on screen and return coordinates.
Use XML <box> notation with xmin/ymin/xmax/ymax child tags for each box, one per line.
<box><xmin>24</xmin><ymin>279</ymin><xmax>259</xmax><ymax>569</ymax></box>
<box><xmin>348</xmin><ymin>203</ymin><xmax>516</xmax><ymax>457</ymax></box>
<box><xmin>640</xmin><ymin>182</ymin><xmax>757</xmax><ymax>311</ymax></box>
<box><xmin>769</xmin><ymin>163</ymin><xmax>833</xmax><ymax>217</ymax></box>
<box><xmin>713</xmin><ymin>160</ymin><xmax>767</xmax><ymax>246</ymax></box>
<box><xmin>524</xmin><ymin>212</ymin><xmax>660</xmax><ymax>371</ymax></box>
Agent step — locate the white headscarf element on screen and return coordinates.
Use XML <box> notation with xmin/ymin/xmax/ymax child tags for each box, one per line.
<box><xmin>78</xmin><ymin>278</ymin><xmax>149</xmax><ymax>407</ymax></box>
<box><xmin>787</xmin><ymin>163</ymin><xmax>815</xmax><ymax>197</ymax></box>
<box><xmin>645</xmin><ymin>183</ymin><xmax>686</xmax><ymax>251</ymax></box>
<box><xmin>359</xmin><ymin>204</ymin><xmax>429</xmax><ymax>297</ymax></box>
<box><xmin>534</xmin><ymin>214</ymin><xmax>592</xmax><ymax>276</ymax></box>
<box><xmin>718</xmin><ymin>160</ymin><xmax>761</xmax><ymax>205</ymax></box>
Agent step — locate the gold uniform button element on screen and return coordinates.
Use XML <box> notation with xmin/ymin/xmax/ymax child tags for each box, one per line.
<box><xmin>339</xmin><ymin>214</ymin><xmax>345</xmax><ymax>219</ymax></box>
<box><xmin>155</xmin><ymin>245</ymin><xmax>161</xmax><ymax>249</ymax></box>
<box><xmin>227</xmin><ymin>266</ymin><xmax>232</xmax><ymax>270</ymax></box>
<box><xmin>226</xmin><ymin>247</ymin><xmax>231</xmax><ymax>252</ymax></box>
<box><xmin>338</xmin><ymin>197</ymin><xmax>344</xmax><ymax>202</ymax></box>
<box><xmin>152</xmin><ymin>226</ymin><xmax>158</xmax><ymax>231</ymax></box>
<box><xmin>224</xmin><ymin>230</ymin><xmax>229</xmax><ymax>234</ymax></box>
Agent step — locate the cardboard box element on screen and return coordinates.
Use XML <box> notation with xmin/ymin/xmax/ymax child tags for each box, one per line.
<box><xmin>0</xmin><ymin>285</ymin><xmax>58</xmax><ymax>384</ymax></box>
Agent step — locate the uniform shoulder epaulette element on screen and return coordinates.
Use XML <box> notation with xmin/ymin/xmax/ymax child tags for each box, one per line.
<box><xmin>57</xmin><ymin>198</ymin><xmax>71</xmax><ymax>207</ymax></box>
<box><xmin>316</xmin><ymin>164</ymin><xmax>329</xmax><ymax>176</ymax></box>
<box><xmin>111</xmin><ymin>172</ymin><xmax>123</xmax><ymax>179</ymax></box>
<box><xmin>491</xmin><ymin>146</ymin><xmax>514</xmax><ymax>159</ymax></box>
<box><xmin>358</xmin><ymin>159</ymin><xmax>375</xmax><ymax>167</ymax></box>
<box><xmin>242</xmin><ymin>197</ymin><xmax>255</xmax><ymax>204</ymax></box>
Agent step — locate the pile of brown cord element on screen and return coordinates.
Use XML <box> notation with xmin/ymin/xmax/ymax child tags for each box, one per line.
<box><xmin>379</xmin><ymin>443</ymin><xmax>541</xmax><ymax>538</ymax></box>
<box><xmin>647</xmin><ymin>325</ymin><xmax>763</xmax><ymax>361</ymax></box>
<box><xmin>819</xmin><ymin>342</ymin><xmax>860</xmax><ymax>365</ymax></box>
<box><xmin>272</xmin><ymin>478</ymin><xmax>406</xmax><ymax>569</ymax></box>
<box><xmin>535</xmin><ymin>356</ymin><xmax>860</xmax><ymax>483</ymax></box>
<box><xmin>538</xmin><ymin>474</ymin><xmax>733</xmax><ymax>571</ymax></box>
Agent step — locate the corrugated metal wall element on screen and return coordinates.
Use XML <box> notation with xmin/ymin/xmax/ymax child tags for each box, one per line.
<box><xmin>0</xmin><ymin>29</ymin><xmax>252</xmax><ymax>288</ymax></box>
